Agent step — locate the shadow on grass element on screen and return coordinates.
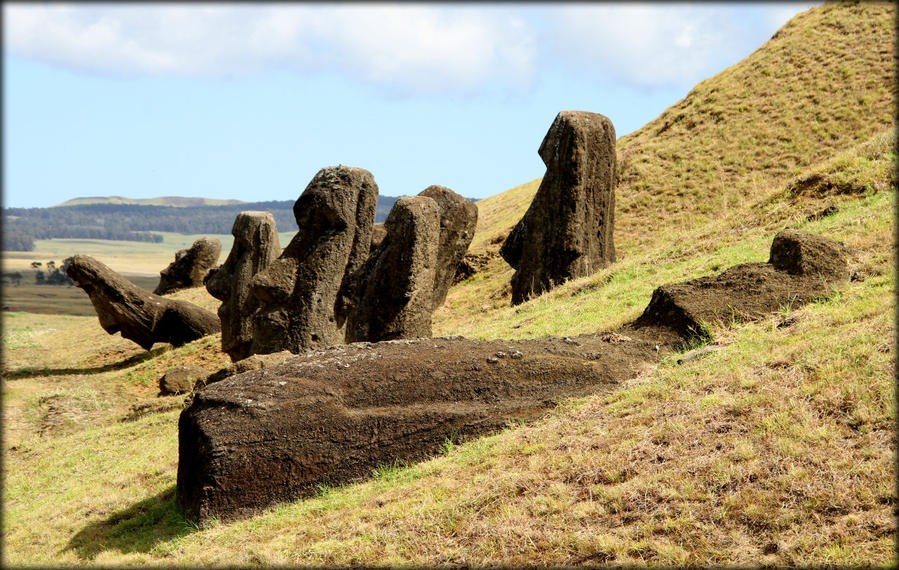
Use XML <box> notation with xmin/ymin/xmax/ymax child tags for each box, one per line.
<box><xmin>64</xmin><ymin>486</ymin><xmax>195</xmax><ymax>561</ymax></box>
<box><xmin>4</xmin><ymin>345</ymin><xmax>171</xmax><ymax>379</ymax></box>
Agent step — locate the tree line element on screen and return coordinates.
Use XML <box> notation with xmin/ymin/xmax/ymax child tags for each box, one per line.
<box><xmin>2</xmin><ymin>197</ymin><xmax>399</xmax><ymax>251</ymax></box>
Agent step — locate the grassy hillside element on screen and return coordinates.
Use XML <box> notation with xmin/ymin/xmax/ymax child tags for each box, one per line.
<box><xmin>54</xmin><ymin>196</ymin><xmax>247</xmax><ymax>207</ymax></box>
<box><xmin>2</xmin><ymin>2</ymin><xmax>895</xmax><ymax>566</ymax></box>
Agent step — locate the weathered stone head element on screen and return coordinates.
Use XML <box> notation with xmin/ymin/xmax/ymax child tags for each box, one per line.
<box><xmin>418</xmin><ymin>185</ymin><xmax>478</xmax><ymax>309</ymax></box>
<box><xmin>65</xmin><ymin>254</ymin><xmax>220</xmax><ymax>350</ymax></box>
<box><xmin>345</xmin><ymin>195</ymin><xmax>440</xmax><ymax>343</ymax></box>
<box><xmin>249</xmin><ymin>166</ymin><xmax>378</xmax><ymax>355</ymax></box>
<box><xmin>501</xmin><ymin>110</ymin><xmax>617</xmax><ymax>305</ymax></box>
<box><xmin>154</xmin><ymin>237</ymin><xmax>222</xmax><ymax>295</ymax></box>
<box><xmin>206</xmin><ymin>211</ymin><xmax>281</xmax><ymax>362</ymax></box>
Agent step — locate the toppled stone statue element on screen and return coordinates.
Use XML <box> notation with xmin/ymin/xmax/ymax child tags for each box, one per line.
<box><xmin>177</xmin><ymin>229</ymin><xmax>847</xmax><ymax>524</ymax></box>
<box><xmin>64</xmin><ymin>255</ymin><xmax>220</xmax><ymax>350</ymax></box>
<box><xmin>418</xmin><ymin>185</ymin><xmax>478</xmax><ymax>309</ymax></box>
<box><xmin>154</xmin><ymin>237</ymin><xmax>222</xmax><ymax>295</ymax></box>
<box><xmin>635</xmin><ymin>229</ymin><xmax>849</xmax><ymax>337</ymax></box>
<box><xmin>249</xmin><ymin>166</ymin><xmax>377</xmax><ymax>355</ymax></box>
<box><xmin>206</xmin><ymin>212</ymin><xmax>281</xmax><ymax>362</ymax></box>
<box><xmin>177</xmin><ymin>327</ymin><xmax>677</xmax><ymax>524</ymax></box>
<box><xmin>345</xmin><ymin>196</ymin><xmax>440</xmax><ymax>342</ymax></box>
<box><xmin>501</xmin><ymin>111</ymin><xmax>617</xmax><ymax>305</ymax></box>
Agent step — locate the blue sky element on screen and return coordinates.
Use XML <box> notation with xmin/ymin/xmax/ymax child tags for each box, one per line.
<box><xmin>3</xmin><ymin>3</ymin><xmax>815</xmax><ymax>209</ymax></box>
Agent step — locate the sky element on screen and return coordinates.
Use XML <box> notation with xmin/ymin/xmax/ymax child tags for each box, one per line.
<box><xmin>3</xmin><ymin>2</ymin><xmax>817</xmax><ymax>209</ymax></box>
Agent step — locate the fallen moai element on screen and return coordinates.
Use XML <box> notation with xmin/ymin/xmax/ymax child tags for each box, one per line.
<box><xmin>177</xmin><ymin>326</ymin><xmax>679</xmax><ymax>524</ymax></box>
<box><xmin>65</xmin><ymin>255</ymin><xmax>220</xmax><ymax>350</ymax></box>
<box><xmin>206</xmin><ymin>212</ymin><xmax>281</xmax><ymax>362</ymax></box>
<box><xmin>635</xmin><ymin>229</ymin><xmax>848</xmax><ymax>337</ymax></box>
<box><xmin>178</xmin><ymin>229</ymin><xmax>848</xmax><ymax>524</ymax></box>
<box><xmin>154</xmin><ymin>237</ymin><xmax>222</xmax><ymax>295</ymax></box>
<box><xmin>501</xmin><ymin>111</ymin><xmax>617</xmax><ymax>305</ymax></box>
<box><xmin>418</xmin><ymin>185</ymin><xmax>478</xmax><ymax>309</ymax></box>
<box><xmin>249</xmin><ymin>166</ymin><xmax>378</xmax><ymax>355</ymax></box>
<box><xmin>345</xmin><ymin>196</ymin><xmax>440</xmax><ymax>342</ymax></box>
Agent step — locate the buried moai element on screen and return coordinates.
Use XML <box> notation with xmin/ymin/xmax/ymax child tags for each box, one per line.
<box><xmin>248</xmin><ymin>166</ymin><xmax>378</xmax><ymax>355</ymax></box>
<box><xmin>205</xmin><ymin>212</ymin><xmax>281</xmax><ymax>362</ymax></box>
<box><xmin>345</xmin><ymin>195</ymin><xmax>441</xmax><ymax>342</ymax></box>
<box><xmin>209</xmin><ymin>168</ymin><xmax>478</xmax><ymax>356</ymax></box>
<box><xmin>501</xmin><ymin>111</ymin><xmax>617</xmax><ymax>305</ymax></box>
<box><xmin>154</xmin><ymin>237</ymin><xmax>222</xmax><ymax>295</ymax></box>
<box><xmin>65</xmin><ymin>255</ymin><xmax>220</xmax><ymax>350</ymax></box>
<box><xmin>419</xmin><ymin>185</ymin><xmax>478</xmax><ymax>309</ymax></box>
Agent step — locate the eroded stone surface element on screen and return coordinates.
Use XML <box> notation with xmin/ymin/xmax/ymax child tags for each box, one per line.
<box><xmin>501</xmin><ymin>111</ymin><xmax>617</xmax><ymax>305</ymax></box>
<box><xmin>418</xmin><ymin>185</ymin><xmax>478</xmax><ymax>309</ymax></box>
<box><xmin>345</xmin><ymin>196</ymin><xmax>440</xmax><ymax>342</ymax></box>
<box><xmin>160</xmin><ymin>366</ymin><xmax>208</xmax><ymax>395</ymax></box>
<box><xmin>65</xmin><ymin>255</ymin><xmax>220</xmax><ymax>350</ymax></box>
<box><xmin>249</xmin><ymin>166</ymin><xmax>377</xmax><ymax>355</ymax></box>
<box><xmin>177</xmin><ymin>327</ymin><xmax>678</xmax><ymax>524</ymax></box>
<box><xmin>635</xmin><ymin>229</ymin><xmax>848</xmax><ymax>337</ymax></box>
<box><xmin>206</xmin><ymin>212</ymin><xmax>281</xmax><ymax>361</ymax></box>
<box><xmin>154</xmin><ymin>237</ymin><xmax>222</xmax><ymax>295</ymax></box>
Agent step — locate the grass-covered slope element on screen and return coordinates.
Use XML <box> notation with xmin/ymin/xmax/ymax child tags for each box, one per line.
<box><xmin>3</xmin><ymin>2</ymin><xmax>896</xmax><ymax>566</ymax></box>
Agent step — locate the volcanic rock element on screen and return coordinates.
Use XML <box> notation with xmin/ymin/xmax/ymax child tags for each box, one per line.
<box><xmin>249</xmin><ymin>166</ymin><xmax>377</xmax><ymax>355</ymax></box>
<box><xmin>177</xmin><ymin>328</ymin><xmax>678</xmax><ymax>524</ymax></box>
<box><xmin>206</xmin><ymin>212</ymin><xmax>281</xmax><ymax>362</ymax></box>
<box><xmin>634</xmin><ymin>229</ymin><xmax>848</xmax><ymax>338</ymax></box>
<box><xmin>154</xmin><ymin>237</ymin><xmax>222</xmax><ymax>295</ymax></box>
<box><xmin>418</xmin><ymin>185</ymin><xmax>478</xmax><ymax>309</ymax></box>
<box><xmin>345</xmin><ymin>195</ymin><xmax>440</xmax><ymax>342</ymax></box>
<box><xmin>64</xmin><ymin>255</ymin><xmax>220</xmax><ymax>350</ymax></box>
<box><xmin>501</xmin><ymin>111</ymin><xmax>617</xmax><ymax>305</ymax></box>
<box><xmin>160</xmin><ymin>366</ymin><xmax>208</xmax><ymax>395</ymax></box>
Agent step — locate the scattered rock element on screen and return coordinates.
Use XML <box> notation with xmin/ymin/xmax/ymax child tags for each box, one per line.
<box><xmin>806</xmin><ymin>204</ymin><xmax>838</xmax><ymax>222</ymax></box>
<box><xmin>345</xmin><ymin>196</ymin><xmax>440</xmax><ymax>342</ymax></box>
<box><xmin>206</xmin><ymin>212</ymin><xmax>281</xmax><ymax>362</ymax></box>
<box><xmin>196</xmin><ymin>350</ymin><xmax>294</xmax><ymax>392</ymax></box>
<box><xmin>249</xmin><ymin>166</ymin><xmax>378</xmax><ymax>355</ymax></box>
<box><xmin>160</xmin><ymin>366</ymin><xmax>208</xmax><ymax>395</ymax></box>
<box><xmin>154</xmin><ymin>237</ymin><xmax>222</xmax><ymax>295</ymax></box>
<box><xmin>418</xmin><ymin>185</ymin><xmax>478</xmax><ymax>309</ymax></box>
<box><xmin>501</xmin><ymin>111</ymin><xmax>617</xmax><ymax>304</ymax></box>
<box><xmin>64</xmin><ymin>255</ymin><xmax>221</xmax><ymax>350</ymax></box>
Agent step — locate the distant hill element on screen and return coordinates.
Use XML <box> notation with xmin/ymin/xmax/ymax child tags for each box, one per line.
<box><xmin>53</xmin><ymin>196</ymin><xmax>248</xmax><ymax>208</ymax></box>
<box><xmin>3</xmin><ymin>196</ymin><xmax>401</xmax><ymax>251</ymax></box>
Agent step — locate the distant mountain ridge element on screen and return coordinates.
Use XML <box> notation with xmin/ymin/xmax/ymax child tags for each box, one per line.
<box><xmin>54</xmin><ymin>196</ymin><xmax>247</xmax><ymax>208</ymax></box>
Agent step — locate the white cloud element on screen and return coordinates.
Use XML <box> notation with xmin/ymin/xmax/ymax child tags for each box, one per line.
<box><xmin>2</xmin><ymin>3</ymin><xmax>536</xmax><ymax>93</ymax></box>
<box><xmin>545</xmin><ymin>3</ymin><xmax>817</xmax><ymax>89</ymax></box>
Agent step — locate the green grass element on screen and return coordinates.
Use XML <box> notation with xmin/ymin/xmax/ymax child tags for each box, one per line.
<box><xmin>2</xmin><ymin>2</ymin><xmax>896</xmax><ymax>566</ymax></box>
